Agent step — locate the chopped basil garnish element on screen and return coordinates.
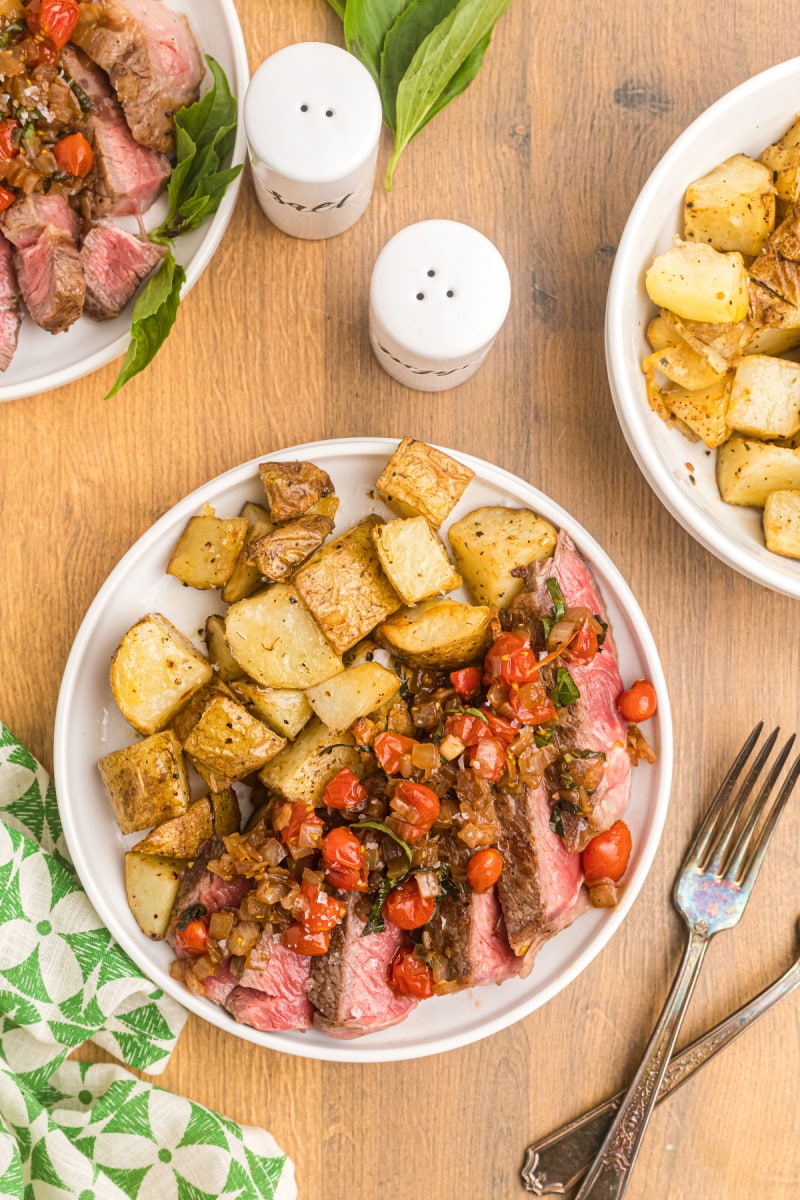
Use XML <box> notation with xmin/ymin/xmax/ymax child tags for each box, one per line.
<box><xmin>352</xmin><ymin>821</ymin><xmax>413</xmax><ymax>868</ymax></box>
<box><xmin>534</xmin><ymin>724</ymin><xmax>556</xmax><ymax>747</ymax></box>
<box><xmin>175</xmin><ymin>904</ymin><xmax>206</xmax><ymax>930</ymax></box>
<box><xmin>361</xmin><ymin>875</ymin><xmax>400</xmax><ymax>937</ymax></box>
<box><xmin>542</xmin><ymin>577</ymin><xmax>567</xmax><ymax>638</ymax></box>
<box><xmin>550</xmin><ymin>665</ymin><xmax>580</xmax><ymax>708</ymax></box>
<box><xmin>437</xmin><ymin>862</ymin><xmax>460</xmax><ymax>899</ymax></box>
<box><xmin>594</xmin><ymin>615</ymin><xmax>608</xmax><ymax>648</ymax></box>
<box><xmin>549</xmin><ymin>800</ymin><xmax>580</xmax><ymax>839</ymax></box>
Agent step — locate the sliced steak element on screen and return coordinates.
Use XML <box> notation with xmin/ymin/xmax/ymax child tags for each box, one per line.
<box><xmin>308</xmin><ymin>894</ymin><xmax>417</xmax><ymax>1037</ymax></box>
<box><xmin>73</xmin><ymin>0</ymin><xmax>205</xmax><ymax>154</ymax></box>
<box><xmin>222</xmin><ymin>934</ymin><xmax>314</xmax><ymax>1031</ymax></box>
<box><xmin>81</xmin><ymin>223</ymin><xmax>166</xmax><ymax>319</ymax></box>
<box><xmin>1</xmin><ymin>194</ymin><xmax>80</xmax><ymax>248</ymax></box>
<box><xmin>61</xmin><ymin>45</ymin><xmax>171</xmax><ymax>217</ymax></box>
<box><xmin>426</xmin><ymin>880</ymin><xmax>519</xmax><ymax>990</ymax></box>
<box><xmin>12</xmin><ymin>227</ymin><xmax>85</xmax><ymax>333</ymax></box>
<box><xmin>203</xmin><ymin>959</ymin><xmax>238</xmax><ymax>1007</ymax></box>
<box><xmin>0</xmin><ymin>233</ymin><xmax>21</xmax><ymax>371</ymax></box>
<box><xmin>167</xmin><ymin>836</ymin><xmax>253</xmax><ymax>955</ymax></box>
<box><xmin>226</xmin><ymin>983</ymin><xmax>313</xmax><ymax>1033</ymax></box>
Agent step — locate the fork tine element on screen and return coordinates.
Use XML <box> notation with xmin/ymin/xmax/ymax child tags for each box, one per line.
<box><xmin>686</xmin><ymin>722</ymin><xmax>763</xmax><ymax>868</ymax></box>
<box><xmin>724</xmin><ymin>735</ymin><xmax>796</xmax><ymax>880</ymax></box>
<box><xmin>738</xmin><ymin>752</ymin><xmax>800</xmax><ymax>892</ymax></box>
<box><xmin>704</xmin><ymin>727</ymin><xmax>780</xmax><ymax>876</ymax></box>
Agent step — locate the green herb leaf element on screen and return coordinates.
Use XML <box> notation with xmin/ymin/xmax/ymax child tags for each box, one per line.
<box><xmin>0</xmin><ymin>19</ymin><xmax>25</xmax><ymax>49</ymax></box>
<box><xmin>541</xmin><ymin>577</ymin><xmax>567</xmax><ymax>642</ymax></box>
<box><xmin>325</xmin><ymin>0</ymin><xmax>346</xmax><ymax>17</ymax></box>
<box><xmin>534</xmin><ymin>724</ymin><xmax>556</xmax><ymax>748</ymax></box>
<box><xmin>437</xmin><ymin>861</ymin><xmax>460</xmax><ymax>899</ymax></box>
<box><xmin>344</xmin><ymin>0</ymin><xmax>411</xmax><ymax>84</ymax></box>
<box><xmin>105</xmin><ymin>249</ymin><xmax>186</xmax><ymax>399</ymax></box>
<box><xmin>387</xmin><ymin>0</ymin><xmax>510</xmax><ymax>187</ymax></box>
<box><xmin>549</xmin><ymin>665</ymin><xmax>580</xmax><ymax>709</ymax></box>
<box><xmin>594</xmin><ymin>615</ymin><xmax>608</xmax><ymax>648</ymax></box>
<box><xmin>549</xmin><ymin>800</ymin><xmax>580</xmax><ymax>840</ymax></box>
<box><xmin>379</xmin><ymin>0</ymin><xmax>460</xmax><ymax>130</ymax></box>
<box><xmin>361</xmin><ymin>875</ymin><xmax>398</xmax><ymax>936</ymax></box>
<box><xmin>175</xmin><ymin>904</ymin><xmax>206</xmax><ymax>931</ymax></box>
<box><xmin>353</xmin><ymin>821</ymin><xmax>413</xmax><ymax>867</ymax></box>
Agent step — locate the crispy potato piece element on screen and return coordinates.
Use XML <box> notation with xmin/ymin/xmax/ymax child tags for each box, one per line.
<box><xmin>166</xmin><ymin>512</ymin><xmax>249</xmax><ymax>589</ymax></box>
<box><xmin>659</xmin><ymin>310</ymin><xmax>750</xmax><ymax>373</ymax></box>
<box><xmin>377</xmin><ymin>599</ymin><xmax>492</xmax><ymax>669</ymax></box>
<box><xmin>727</xmin><ymin>355</ymin><xmax>800</xmax><ymax>438</ymax></box>
<box><xmin>230</xmin><ymin>679</ymin><xmax>313</xmax><ymax>740</ymax></box>
<box><xmin>663</xmin><ymin>376</ymin><xmax>732</xmax><ymax>448</ymax></box>
<box><xmin>211</xmin><ymin>787</ymin><xmax>241</xmax><ymax>836</ymax></box>
<box><xmin>258</xmin><ymin>718</ymin><xmax>365</xmax><ymax>805</ymax></box>
<box><xmin>125</xmin><ymin>852</ymin><xmax>185</xmax><ymax>940</ymax></box>
<box><xmin>98</xmin><ymin>730</ymin><xmax>190</xmax><ymax>834</ymax></box>
<box><xmin>205</xmin><ymin>614</ymin><xmax>245</xmax><ymax>682</ymax></box>
<box><xmin>258</xmin><ymin>461</ymin><xmax>334</xmax><ymax>522</ymax></box>
<box><xmin>222</xmin><ymin>502</ymin><xmax>274</xmax><ymax>604</ymax></box>
<box><xmin>293</xmin><ymin>517</ymin><xmax>402</xmax><ymax>655</ymax></box>
<box><xmin>448</xmin><ymin>507</ymin><xmax>557</xmax><ymax>608</ymax></box>
<box><xmin>642</xmin><ymin>341</ymin><xmax>726</xmax><ymax>391</ymax></box>
<box><xmin>741</xmin><ymin>325</ymin><xmax>800</xmax><ymax>356</ymax></box>
<box><xmin>683</xmin><ymin>154</ymin><xmax>775</xmax><ymax>257</ymax></box>
<box><xmin>376</xmin><ymin>438</ymin><xmax>474</xmax><ymax>527</ymax></box>
<box><xmin>645</xmin><ymin>240</ymin><xmax>748</xmax><ymax>323</ymax></box>
<box><xmin>225</xmin><ymin>584</ymin><xmax>343</xmax><ymax>688</ymax></box>
<box><xmin>645</xmin><ymin>314</ymin><xmax>679</xmax><ymax>352</ymax></box>
<box><xmin>748</xmin><ymin>280</ymin><xmax>800</xmax><ymax>329</ymax></box>
<box><xmin>110</xmin><ymin>613</ymin><xmax>213</xmax><ymax>737</ymax></box>
<box><xmin>759</xmin><ymin>117</ymin><xmax>800</xmax><ymax>212</ymax></box>
<box><xmin>182</xmin><ymin>694</ymin><xmax>286</xmax><ymax>780</ymax></box>
<box><xmin>246</xmin><ymin>514</ymin><xmax>334</xmax><ymax>582</ymax></box>
<box><xmin>763</xmin><ymin>489</ymin><xmax>800</xmax><ymax>558</ymax></box>
<box><xmin>749</xmin><ymin>207</ymin><xmax>800</xmax><ymax>325</ymax></box>
<box><xmin>132</xmin><ymin>795</ymin><xmax>214</xmax><ymax>858</ymax></box>
<box><xmin>305</xmin><ymin>662</ymin><xmax>401</xmax><ymax>732</ymax></box>
<box><xmin>372</xmin><ymin>517</ymin><xmax>461</xmax><ymax>605</ymax></box>
<box><xmin>717</xmin><ymin>436</ymin><xmax>800</xmax><ymax>505</ymax></box>
<box><xmin>305</xmin><ymin>494</ymin><xmax>340</xmax><ymax>522</ymax></box>
<box><xmin>170</xmin><ymin>680</ymin><xmax>235</xmax><ymax>744</ymax></box>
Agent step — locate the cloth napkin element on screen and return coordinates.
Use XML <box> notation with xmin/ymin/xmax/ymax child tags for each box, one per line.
<box><xmin>0</xmin><ymin>723</ymin><xmax>296</xmax><ymax>1200</ymax></box>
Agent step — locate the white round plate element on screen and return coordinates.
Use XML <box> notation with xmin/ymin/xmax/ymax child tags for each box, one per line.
<box><xmin>0</xmin><ymin>0</ymin><xmax>248</xmax><ymax>403</ymax></box>
<box><xmin>54</xmin><ymin>438</ymin><xmax>673</xmax><ymax>1062</ymax></box>
<box><xmin>606</xmin><ymin>56</ymin><xmax>800</xmax><ymax>599</ymax></box>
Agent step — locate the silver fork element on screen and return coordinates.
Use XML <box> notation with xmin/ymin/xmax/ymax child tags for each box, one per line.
<box><xmin>571</xmin><ymin>723</ymin><xmax>799</xmax><ymax>1200</ymax></box>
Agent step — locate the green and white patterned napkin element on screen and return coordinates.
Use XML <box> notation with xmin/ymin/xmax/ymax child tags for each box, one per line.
<box><xmin>0</xmin><ymin>723</ymin><xmax>296</xmax><ymax>1200</ymax></box>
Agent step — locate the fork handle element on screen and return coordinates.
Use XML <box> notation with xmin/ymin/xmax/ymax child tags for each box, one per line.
<box><xmin>572</xmin><ymin>929</ymin><xmax>709</xmax><ymax>1200</ymax></box>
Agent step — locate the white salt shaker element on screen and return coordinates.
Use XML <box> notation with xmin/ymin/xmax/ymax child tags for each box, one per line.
<box><xmin>244</xmin><ymin>42</ymin><xmax>383</xmax><ymax>240</ymax></box>
<box><xmin>369</xmin><ymin>219</ymin><xmax>511</xmax><ymax>391</ymax></box>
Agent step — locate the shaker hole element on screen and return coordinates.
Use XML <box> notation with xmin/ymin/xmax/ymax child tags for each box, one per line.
<box><xmin>325</xmin><ymin>109</ymin><xmax>334</xmax><ymax>118</ymax></box>
<box><xmin>427</xmin><ymin>269</ymin><xmax>436</xmax><ymax>277</ymax></box>
<box><xmin>300</xmin><ymin>104</ymin><xmax>309</xmax><ymax>113</ymax></box>
<box><xmin>446</xmin><ymin>290</ymin><xmax>455</xmax><ymax>298</ymax></box>
<box><xmin>416</xmin><ymin>292</ymin><xmax>425</xmax><ymax>301</ymax></box>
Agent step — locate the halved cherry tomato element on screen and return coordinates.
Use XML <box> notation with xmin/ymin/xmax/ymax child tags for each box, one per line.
<box><xmin>564</xmin><ymin>619</ymin><xmax>599</xmax><ymax>666</ymax></box>
<box><xmin>449</xmin><ymin>666</ymin><xmax>482</xmax><ymax>698</ymax></box>
<box><xmin>322</xmin><ymin>826</ymin><xmax>369</xmax><ymax>892</ymax></box>
<box><xmin>389</xmin><ymin>780</ymin><xmax>440</xmax><ymax>843</ymax></box>
<box><xmin>277</xmin><ymin>800</ymin><xmax>324</xmax><ymax>857</ymax></box>
<box><xmin>26</xmin><ymin>0</ymin><xmax>80</xmax><ymax>50</ymax></box>
<box><xmin>389</xmin><ymin>946</ymin><xmax>433</xmax><ymax>998</ymax></box>
<box><xmin>33</xmin><ymin>37</ymin><xmax>59</xmax><ymax>67</ymax></box>
<box><xmin>480</xmin><ymin>707</ymin><xmax>519</xmax><ymax>745</ymax></box>
<box><xmin>508</xmin><ymin>681</ymin><xmax>557</xmax><ymax>725</ymax></box>
<box><xmin>293</xmin><ymin>880</ymin><xmax>346</xmax><ymax>932</ymax></box>
<box><xmin>0</xmin><ymin>186</ymin><xmax>15</xmax><ymax>214</ymax></box>
<box><xmin>175</xmin><ymin>918</ymin><xmax>208</xmax><ymax>956</ymax></box>
<box><xmin>468</xmin><ymin>734</ymin><xmax>507</xmax><ymax>782</ymax></box>
<box><xmin>383</xmin><ymin>877</ymin><xmax>436</xmax><ymax>930</ymax></box>
<box><xmin>484</xmin><ymin>632</ymin><xmax>539</xmax><ymax>687</ymax></box>
<box><xmin>617</xmin><ymin>679</ymin><xmax>657</xmax><ymax>723</ymax></box>
<box><xmin>281</xmin><ymin>923</ymin><xmax>330</xmax><ymax>956</ymax></box>
<box><xmin>322</xmin><ymin>767</ymin><xmax>366</xmax><ymax>810</ymax></box>
<box><xmin>581</xmin><ymin>820</ymin><xmax>632</xmax><ymax>885</ymax></box>
<box><xmin>53</xmin><ymin>132</ymin><xmax>93</xmax><ymax>178</ymax></box>
<box><xmin>442</xmin><ymin>711</ymin><xmax>488</xmax><ymax>747</ymax></box>
<box><xmin>373</xmin><ymin>731</ymin><xmax>417</xmax><ymax>775</ymax></box>
<box><xmin>0</xmin><ymin>121</ymin><xmax>19</xmax><ymax>164</ymax></box>
<box><xmin>466</xmin><ymin>847</ymin><xmax>504</xmax><ymax>892</ymax></box>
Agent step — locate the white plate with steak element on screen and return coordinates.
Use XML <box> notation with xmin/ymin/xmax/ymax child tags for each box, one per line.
<box><xmin>0</xmin><ymin>0</ymin><xmax>247</xmax><ymax>401</ymax></box>
<box><xmin>54</xmin><ymin>438</ymin><xmax>673</xmax><ymax>1062</ymax></box>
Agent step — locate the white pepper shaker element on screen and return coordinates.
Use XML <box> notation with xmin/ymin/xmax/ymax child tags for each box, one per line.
<box><xmin>244</xmin><ymin>42</ymin><xmax>383</xmax><ymax>240</ymax></box>
<box><xmin>369</xmin><ymin>219</ymin><xmax>511</xmax><ymax>391</ymax></box>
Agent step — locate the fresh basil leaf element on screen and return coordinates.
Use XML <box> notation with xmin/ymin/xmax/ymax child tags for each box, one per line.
<box><xmin>379</xmin><ymin>0</ymin><xmax>460</xmax><ymax>130</ymax></box>
<box><xmin>344</xmin><ymin>0</ymin><xmax>412</xmax><ymax>84</ymax></box>
<box><xmin>549</xmin><ymin>800</ymin><xmax>580</xmax><ymax>840</ymax></box>
<box><xmin>594</xmin><ymin>615</ymin><xmax>608</xmax><ymax>648</ymax></box>
<box><xmin>353</xmin><ymin>821</ymin><xmax>413</xmax><ymax>867</ymax></box>
<box><xmin>361</xmin><ymin>875</ymin><xmax>397</xmax><ymax>936</ymax></box>
<box><xmin>549</xmin><ymin>666</ymin><xmax>580</xmax><ymax>709</ymax></box>
<box><xmin>534</xmin><ymin>724</ymin><xmax>556</xmax><ymax>747</ymax></box>
<box><xmin>546</xmin><ymin>578</ymin><xmax>567</xmax><ymax>621</ymax></box>
<box><xmin>175</xmin><ymin>904</ymin><xmax>206</xmax><ymax>931</ymax></box>
<box><xmin>105</xmin><ymin>250</ymin><xmax>186</xmax><ymax>399</ymax></box>
<box><xmin>437</xmin><ymin>861</ymin><xmax>460</xmax><ymax>899</ymax></box>
<box><xmin>387</xmin><ymin>0</ymin><xmax>510</xmax><ymax>186</ymax></box>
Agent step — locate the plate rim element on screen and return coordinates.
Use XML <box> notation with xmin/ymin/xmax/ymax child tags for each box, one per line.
<box><xmin>53</xmin><ymin>436</ymin><xmax>674</xmax><ymax>1062</ymax></box>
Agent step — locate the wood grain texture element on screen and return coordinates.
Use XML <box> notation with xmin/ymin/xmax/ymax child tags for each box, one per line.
<box><xmin>1</xmin><ymin>1</ymin><xmax>799</xmax><ymax>1196</ymax></box>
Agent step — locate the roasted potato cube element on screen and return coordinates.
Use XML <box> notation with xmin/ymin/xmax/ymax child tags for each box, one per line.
<box><xmin>377</xmin><ymin>599</ymin><xmax>492</xmax><ymax>669</ymax></box>
<box><xmin>763</xmin><ymin>489</ymin><xmax>800</xmax><ymax>558</ymax></box>
<box><xmin>663</xmin><ymin>376</ymin><xmax>732</xmax><ymax>448</ymax></box>
<box><xmin>132</xmin><ymin>795</ymin><xmax>214</xmax><ymax>858</ymax></box>
<box><xmin>258</xmin><ymin>718</ymin><xmax>365</xmax><ymax>805</ymax></box>
<box><xmin>659</xmin><ymin>311</ymin><xmax>750</xmax><ymax>373</ymax></box>
<box><xmin>258</xmin><ymin>460</ymin><xmax>334</xmax><ymax>522</ymax></box>
<box><xmin>305</xmin><ymin>494</ymin><xmax>340</xmax><ymax>522</ymax></box>
<box><xmin>246</xmin><ymin>514</ymin><xmax>334</xmax><ymax>582</ymax></box>
<box><xmin>748</xmin><ymin>281</ymin><xmax>800</xmax><ymax>329</ymax></box>
<box><xmin>645</xmin><ymin>240</ymin><xmax>748</xmax><ymax>323</ymax></box>
<box><xmin>748</xmin><ymin>207</ymin><xmax>800</xmax><ymax>326</ymax></box>
<box><xmin>230</xmin><ymin>679</ymin><xmax>313</xmax><ymax>740</ymax></box>
<box><xmin>222</xmin><ymin>502</ymin><xmax>274</xmax><ymax>604</ymax></box>
<box><xmin>727</xmin><ymin>355</ymin><xmax>800</xmax><ymax>439</ymax></box>
<box><xmin>448</xmin><ymin>507</ymin><xmax>558</xmax><ymax>608</ymax></box>
<box><xmin>166</xmin><ymin>512</ymin><xmax>249</xmax><ymax>589</ymax></box>
<box><xmin>125</xmin><ymin>852</ymin><xmax>185</xmax><ymax>940</ymax></box>
<box><xmin>305</xmin><ymin>662</ymin><xmax>401</xmax><ymax>732</ymax></box>
<box><xmin>110</xmin><ymin>613</ymin><xmax>213</xmax><ymax>737</ymax></box>
<box><xmin>204</xmin><ymin>614</ymin><xmax>245</xmax><ymax>682</ymax></box>
<box><xmin>372</xmin><ymin>517</ymin><xmax>461</xmax><ymax>605</ymax></box>
<box><xmin>683</xmin><ymin>154</ymin><xmax>775</xmax><ymax>257</ymax></box>
<box><xmin>182</xmin><ymin>694</ymin><xmax>286</xmax><ymax>779</ymax></box>
<box><xmin>717</xmin><ymin>436</ymin><xmax>800</xmax><ymax>505</ymax></box>
<box><xmin>225</xmin><ymin>583</ymin><xmax>343</xmax><ymax>688</ymax></box>
<box><xmin>211</xmin><ymin>787</ymin><xmax>242</xmax><ymax>836</ymax></box>
<box><xmin>760</xmin><ymin>117</ymin><xmax>800</xmax><ymax>211</ymax></box>
<box><xmin>376</xmin><ymin>438</ymin><xmax>474</xmax><ymax>527</ymax></box>
<box><xmin>741</xmin><ymin>325</ymin><xmax>800</xmax><ymax>356</ymax></box>
<box><xmin>293</xmin><ymin>517</ymin><xmax>402</xmax><ymax>654</ymax></box>
<box><xmin>642</xmin><ymin>341</ymin><xmax>727</xmax><ymax>391</ymax></box>
<box><xmin>98</xmin><ymin>730</ymin><xmax>190</xmax><ymax>835</ymax></box>
<box><xmin>645</xmin><ymin>314</ymin><xmax>679</xmax><ymax>352</ymax></box>
<box><xmin>170</xmin><ymin>680</ymin><xmax>234</xmax><ymax>744</ymax></box>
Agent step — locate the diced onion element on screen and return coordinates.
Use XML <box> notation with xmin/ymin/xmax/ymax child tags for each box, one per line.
<box><xmin>415</xmin><ymin>871</ymin><xmax>440</xmax><ymax>899</ymax></box>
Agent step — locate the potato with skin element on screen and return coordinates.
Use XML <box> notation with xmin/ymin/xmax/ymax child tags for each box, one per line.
<box><xmin>763</xmin><ymin>490</ymin><xmax>800</xmax><ymax>558</ymax></box>
<box><xmin>645</xmin><ymin>240</ymin><xmax>749</xmax><ymax>323</ymax></box>
<box><xmin>110</xmin><ymin>613</ymin><xmax>213</xmax><ymax>737</ymax></box>
<box><xmin>204</xmin><ymin>614</ymin><xmax>245</xmax><ymax>682</ymax></box>
<box><xmin>170</xmin><ymin>680</ymin><xmax>235</xmax><ymax>744</ymax></box>
<box><xmin>222</xmin><ymin>502</ymin><xmax>273</xmax><ymax>604</ymax></box>
<box><xmin>376</xmin><ymin>438</ymin><xmax>474</xmax><ymax>527</ymax></box>
<box><xmin>726</xmin><ymin>355</ymin><xmax>800</xmax><ymax>439</ymax></box>
<box><xmin>132</xmin><ymin>789</ymin><xmax>241</xmax><ymax>857</ymax></box>
<box><xmin>225</xmin><ymin>583</ymin><xmax>343</xmax><ymax>688</ymax></box>
<box><xmin>258</xmin><ymin>718</ymin><xmax>365</xmax><ymax>805</ymax></box>
<box><xmin>230</xmin><ymin>679</ymin><xmax>313</xmax><ymax>740</ymax></box>
<box><xmin>98</xmin><ymin>730</ymin><xmax>190</xmax><ymax>834</ymax></box>
<box><xmin>748</xmin><ymin>206</ymin><xmax>800</xmax><ymax>326</ymax></box>
<box><xmin>166</xmin><ymin>512</ymin><xmax>249</xmax><ymax>589</ymax></box>
<box><xmin>760</xmin><ymin>117</ymin><xmax>800</xmax><ymax>213</ymax></box>
<box><xmin>182</xmin><ymin>694</ymin><xmax>286</xmax><ymax>780</ymax></box>
<box><xmin>258</xmin><ymin>461</ymin><xmax>334</xmax><ymax>522</ymax></box>
<box><xmin>659</xmin><ymin>311</ymin><xmax>750</xmax><ymax>373</ymax></box>
<box><xmin>377</xmin><ymin>599</ymin><xmax>492</xmax><ymax>669</ymax></box>
<box><xmin>717</xmin><ymin>436</ymin><xmax>800</xmax><ymax>506</ymax></box>
<box><xmin>683</xmin><ymin>154</ymin><xmax>775</xmax><ymax>257</ymax></box>
<box><xmin>125</xmin><ymin>852</ymin><xmax>185</xmax><ymax>940</ymax></box>
<box><xmin>741</xmin><ymin>326</ymin><xmax>800</xmax><ymax>357</ymax></box>
<box><xmin>448</xmin><ymin>507</ymin><xmax>558</xmax><ymax>608</ymax></box>
<box><xmin>305</xmin><ymin>662</ymin><xmax>401</xmax><ymax>732</ymax></box>
<box><xmin>246</xmin><ymin>514</ymin><xmax>334</xmax><ymax>582</ymax></box>
<box><xmin>372</xmin><ymin>516</ymin><xmax>461</xmax><ymax>605</ymax></box>
<box><xmin>663</xmin><ymin>376</ymin><xmax>732</xmax><ymax>449</ymax></box>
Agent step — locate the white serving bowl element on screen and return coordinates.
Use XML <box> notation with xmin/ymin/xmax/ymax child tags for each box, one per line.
<box><xmin>606</xmin><ymin>56</ymin><xmax>800</xmax><ymax>600</ymax></box>
<box><xmin>54</xmin><ymin>438</ymin><xmax>672</xmax><ymax>1062</ymax></box>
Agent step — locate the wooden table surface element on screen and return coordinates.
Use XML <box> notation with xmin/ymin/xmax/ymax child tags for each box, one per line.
<box><xmin>2</xmin><ymin>2</ymin><xmax>799</xmax><ymax>1197</ymax></box>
